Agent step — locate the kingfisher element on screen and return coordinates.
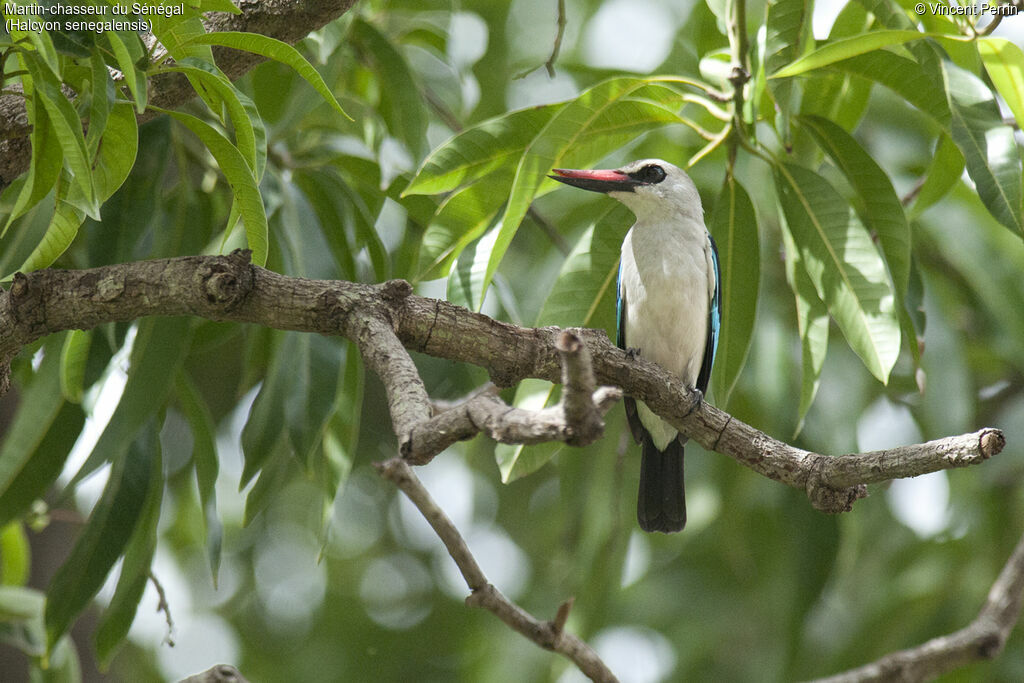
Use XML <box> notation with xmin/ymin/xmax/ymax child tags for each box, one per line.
<box><xmin>550</xmin><ymin>159</ymin><xmax>720</xmax><ymax>533</ymax></box>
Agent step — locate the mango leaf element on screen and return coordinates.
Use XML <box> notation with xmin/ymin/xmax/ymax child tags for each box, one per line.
<box><xmin>0</xmin><ymin>342</ymin><xmax>85</xmax><ymax>529</ymax></box>
<box><xmin>781</xmin><ymin>217</ymin><xmax>829</xmax><ymax>436</ymax></box>
<box><xmin>830</xmin><ymin>51</ymin><xmax>950</xmax><ymax>128</ymax></box>
<box><xmin>45</xmin><ymin>424</ymin><xmax>159</xmax><ymax>650</ymax></box>
<box><xmin>185</xmin><ymin>31</ymin><xmax>349</xmax><ymax>120</ymax></box>
<box><xmin>159</xmin><ymin>109</ymin><xmax>269</xmax><ymax>264</ymax></box>
<box><xmin>909</xmin><ymin>133</ymin><xmax>964</xmax><ymax>219</ymax></box>
<box><xmin>497</xmin><ymin>204</ymin><xmax>631</xmax><ymax>482</ymax></box>
<box><xmin>770</xmin><ymin>30</ymin><xmax>927</xmax><ymax>79</ymax></box>
<box><xmin>708</xmin><ymin>174</ymin><xmax>759</xmax><ymax>409</ymax></box>
<box><xmin>349</xmin><ymin>18</ymin><xmax>428</xmax><ymax>159</ymax></box>
<box><xmin>175</xmin><ymin>373</ymin><xmax>222</xmax><ymax>583</ymax></box>
<box><xmin>798</xmin><ymin>115</ymin><xmax>910</xmax><ymax>296</ymax></box>
<box><xmin>2</xmin><ymin>78</ymin><xmax>62</xmax><ymax>234</ymax></box>
<box><xmin>774</xmin><ymin>163</ymin><xmax>900</xmax><ymax>383</ymax></box>
<box><xmin>95</xmin><ymin>440</ymin><xmax>163</xmax><ymax>667</ymax></box>
<box><xmin>84</xmin><ymin>47</ymin><xmax>113</xmax><ymax>158</ymax></box>
<box><xmin>764</xmin><ymin>0</ymin><xmax>813</xmax><ymax>132</ymax></box>
<box><xmin>404</xmin><ymin>105</ymin><xmax>561</xmax><ymax>196</ymax></box>
<box><xmin>416</xmin><ymin>169</ymin><xmax>512</xmax><ymax>281</ymax></box>
<box><xmin>447</xmin><ymin>223</ymin><xmax>501</xmax><ymax>311</ymax></box>
<box><xmin>979</xmin><ymin>38</ymin><xmax>1024</xmax><ymax>131</ymax></box>
<box><xmin>65</xmin><ymin>317</ymin><xmax>192</xmax><ymax>491</ymax></box>
<box><xmin>23</xmin><ymin>57</ymin><xmax>99</xmax><ymax>220</ymax></box>
<box><xmin>105</xmin><ymin>31</ymin><xmax>147</xmax><ymax>113</ymax></box>
<box><xmin>944</xmin><ymin>61</ymin><xmax>1023</xmax><ymax>236</ymax></box>
<box><xmin>59</xmin><ymin>329</ymin><xmax>91</xmax><ymax>404</ymax></box>
<box><xmin>160</xmin><ymin>59</ymin><xmax>263</xmax><ymax>176</ymax></box>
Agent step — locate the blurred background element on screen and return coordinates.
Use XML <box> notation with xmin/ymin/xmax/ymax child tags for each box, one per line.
<box><xmin>2</xmin><ymin>0</ymin><xmax>1023</xmax><ymax>681</ymax></box>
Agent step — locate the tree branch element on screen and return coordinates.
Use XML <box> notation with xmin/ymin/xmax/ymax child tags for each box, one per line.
<box><xmin>809</xmin><ymin>529</ymin><xmax>1024</xmax><ymax>682</ymax></box>
<box><xmin>0</xmin><ymin>0</ymin><xmax>359</xmax><ymax>189</ymax></box>
<box><xmin>375</xmin><ymin>457</ymin><xmax>618</xmax><ymax>683</ymax></box>
<box><xmin>0</xmin><ymin>252</ymin><xmax>1005</xmax><ymax>509</ymax></box>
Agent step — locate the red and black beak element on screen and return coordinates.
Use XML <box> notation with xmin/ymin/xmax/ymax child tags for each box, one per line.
<box><xmin>549</xmin><ymin>167</ymin><xmax>641</xmax><ymax>194</ymax></box>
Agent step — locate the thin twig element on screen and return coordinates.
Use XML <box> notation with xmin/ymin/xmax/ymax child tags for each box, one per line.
<box><xmin>514</xmin><ymin>0</ymin><xmax>567</xmax><ymax>79</ymax></box>
<box><xmin>375</xmin><ymin>458</ymin><xmax>618</xmax><ymax>682</ymax></box>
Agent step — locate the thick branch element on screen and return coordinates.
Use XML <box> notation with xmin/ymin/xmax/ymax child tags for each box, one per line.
<box><xmin>375</xmin><ymin>457</ymin><xmax>617</xmax><ymax>683</ymax></box>
<box><xmin>0</xmin><ymin>254</ymin><xmax>1006</xmax><ymax>509</ymax></box>
<box><xmin>810</xmin><ymin>530</ymin><xmax>1024</xmax><ymax>682</ymax></box>
<box><xmin>0</xmin><ymin>0</ymin><xmax>358</xmax><ymax>188</ymax></box>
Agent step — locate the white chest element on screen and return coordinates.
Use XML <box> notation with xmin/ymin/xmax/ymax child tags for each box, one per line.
<box><xmin>619</xmin><ymin>220</ymin><xmax>713</xmax><ymax>388</ymax></box>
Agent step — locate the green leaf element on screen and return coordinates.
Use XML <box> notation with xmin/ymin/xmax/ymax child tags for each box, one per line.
<box><xmin>105</xmin><ymin>31</ymin><xmax>147</xmax><ymax>113</ymax></box>
<box><xmin>185</xmin><ymin>31</ymin><xmax>350</xmax><ymax>120</ymax></box>
<box><xmin>774</xmin><ymin>162</ymin><xmax>900</xmax><ymax>383</ymax></box>
<box><xmin>175</xmin><ymin>373</ymin><xmax>222</xmax><ymax>583</ymax></box>
<box><xmin>781</xmin><ymin>218</ymin><xmax>829</xmax><ymax>435</ymax></box>
<box><xmin>160</xmin><ymin>59</ymin><xmax>262</xmax><ymax>176</ymax></box>
<box><xmin>45</xmin><ymin>424</ymin><xmax>159</xmax><ymax>650</ymax></box>
<box><xmin>798</xmin><ymin>115</ymin><xmax>910</xmax><ymax>296</ymax></box>
<box><xmin>23</xmin><ymin>57</ymin><xmax>99</xmax><ymax>219</ymax></box>
<box><xmin>85</xmin><ymin>47</ymin><xmax>113</xmax><ymax>159</ymax></box>
<box><xmin>0</xmin><ymin>585</ymin><xmax>43</xmax><ymax>621</ymax></box>
<box><xmin>708</xmin><ymin>174</ymin><xmax>759</xmax><ymax>409</ymax></box>
<box><xmin>0</xmin><ymin>344</ymin><xmax>85</xmax><ymax>529</ymax></box>
<box><xmin>764</xmin><ymin>0</ymin><xmax>813</xmax><ymax>132</ymax></box>
<box><xmin>59</xmin><ymin>330</ymin><xmax>91</xmax><ymax>404</ymax></box>
<box><xmin>944</xmin><ymin>61</ymin><xmax>1024</xmax><ymax>236</ymax></box>
<box><xmin>404</xmin><ymin>105</ymin><xmax>561</xmax><ymax>196</ymax></box>
<box><xmin>446</xmin><ymin>223</ymin><xmax>500</xmax><ymax>311</ymax></box>
<box><xmin>830</xmin><ymin>50</ymin><xmax>950</xmax><ymax>128</ymax></box>
<box><xmin>95</xmin><ymin>440</ymin><xmax>163</xmax><ymax>667</ymax></box>
<box><xmin>770</xmin><ymin>30</ymin><xmax>928</xmax><ymax>79</ymax></box>
<box><xmin>979</xmin><ymin>38</ymin><xmax>1024</xmax><ymax>131</ymax></box>
<box><xmin>349</xmin><ymin>18</ymin><xmax>428</xmax><ymax>159</ymax></box>
<box><xmin>415</xmin><ymin>169</ymin><xmax>511</xmax><ymax>281</ymax></box>
<box><xmin>160</xmin><ymin>109</ymin><xmax>269</xmax><ymax>264</ymax></box>
<box><xmin>65</xmin><ymin>317</ymin><xmax>192</xmax><ymax>491</ymax></box>
<box><xmin>2</xmin><ymin>76</ymin><xmax>63</xmax><ymax>234</ymax></box>
<box><xmin>0</xmin><ymin>523</ymin><xmax>30</xmax><ymax>586</ymax></box>
<box><xmin>93</xmin><ymin>102</ymin><xmax>139</xmax><ymax>202</ymax></box>
<box><xmin>909</xmin><ymin>133</ymin><xmax>964</xmax><ymax>218</ymax></box>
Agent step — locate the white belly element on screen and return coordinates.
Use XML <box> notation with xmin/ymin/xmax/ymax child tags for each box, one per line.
<box><xmin>620</xmin><ymin>223</ymin><xmax>711</xmax><ymax>449</ymax></box>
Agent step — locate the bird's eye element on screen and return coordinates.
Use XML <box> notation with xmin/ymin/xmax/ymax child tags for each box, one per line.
<box><xmin>633</xmin><ymin>164</ymin><xmax>666</xmax><ymax>184</ymax></box>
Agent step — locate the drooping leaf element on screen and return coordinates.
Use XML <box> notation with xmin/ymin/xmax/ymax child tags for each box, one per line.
<box><xmin>774</xmin><ymin>162</ymin><xmax>900</xmax><ymax>383</ymax></box>
<box><xmin>59</xmin><ymin>329</ymin><xmax>91</xmax><ymax>404</ymax></box>
<box><xmin>45</xmin><ymin>424</ymin><xmax>159</xmax><ymax>650</ymax></box>
<box><xmin>105</xmin><ymin>30</ymin><xmax>147</xmax><ymax>113</ymax></box>
<box><xmin>944</xmin><ymin>61</ymin><xmax>1023</xmax><ymax>236</ymax></box>
<box><xmin>95</xmin><ymin>440</ymin><xmax>163</xmax><ymax>667</ymax></box>
<box><xmin>798</xmin><ymin>115</ymin><xmax>910</xmax><ymax>296</ymax></box>
<box><xmin>159</xmin><ymin>109</ymin><xmax>269</xmax><ymax>264</ymax></box>
<box><xmin>0</xmin><ymin>343</ymin><xmax>85</xmax><ymax>528</ymax></box>
<box><xmin>2</xmin><ymin>74</ymin><xmax>62</xmax><ymax>234</ymax></box>
<box><xmin>830</xmin><ymin>50</ymin><xmax>951</xmax><ymax>128</ymax></box>
<box><xmin>781</xmin><ymin>218</ymin><xmax>829</xmax><ymax>435</ymax></box>
<box><xmin>65</xmin><ymin>317</ymin><xmax>192</xmax><ymax>491</ymax></box>
<box><xmin>909</xmin><ymin>133</ymin><xmax>964</xmax><ymax>219</ymax></box>
<box><xmin>708</xmin><ymin>174</ymin><xmax>759</xmax><ymax>409</ymax></box>
<box><xmin>185</xmin><ymin>31</ymin><xmax>349</xmax><ymax>120</ymax></box>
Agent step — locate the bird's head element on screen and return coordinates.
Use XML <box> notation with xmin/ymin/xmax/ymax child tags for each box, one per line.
<box><xmin>549</xmin><ymin>159</ymin><xmax>702</xmax><ymax>223</ymax></box>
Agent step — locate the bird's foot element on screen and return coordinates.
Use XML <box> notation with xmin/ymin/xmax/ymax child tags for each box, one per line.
<box><xmin>686</xmin><ymin>388</ymin><xmax>704</xmax><ymax>415</ymax></box>
<box><xmin>625</xmin><ymin>346</ymin><xmax>642</xmax><ymax>360</ymax></box>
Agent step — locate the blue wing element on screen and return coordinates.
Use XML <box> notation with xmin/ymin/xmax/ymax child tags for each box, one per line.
<box><xmin>616</xmin><ymin>260</ymin><xmax>626</xmax><ymax>350</ymax></box>
<box><xmin>695</xmin><ymin>233</ymin><xmax>721</xmax><ymax>395</ymax></box>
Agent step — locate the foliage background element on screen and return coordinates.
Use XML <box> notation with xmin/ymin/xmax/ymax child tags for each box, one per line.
<box><xmin>1</xmin><ymin>0</ymin><xmax>1024</xmax><ymax>681</ymax></box>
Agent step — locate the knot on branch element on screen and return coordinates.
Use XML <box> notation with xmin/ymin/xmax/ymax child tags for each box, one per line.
<box><xmin>980</xmin><ymin>429</ymin><xmax>1005</xmax><ymax>459</ymax></box>
<box><xmin>9</xmin><ymin>271</ymin><xmax>48</xmax><ymax>334</ymax></box>
<box><xmin>381</xmin><ymin>278</ymin><xmax>413</xmax><ymax>303</ymax></box>
<box><xmin>806</xmin><ymin>457</ymin><xmax>868</xmax><ymax>513</ymax></box>
<box><xmin>200</xmin><ymin>250</ymin><xmax>254</xmax><ymax>310</ymax></box>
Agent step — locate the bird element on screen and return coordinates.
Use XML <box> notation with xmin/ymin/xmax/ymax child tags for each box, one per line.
<box><xmin>549</xmin><ymin>159</ymin><xmax>720</xmax><ymax>533</ymax></box>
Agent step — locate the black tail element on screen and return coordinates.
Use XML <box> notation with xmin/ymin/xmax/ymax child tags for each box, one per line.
<box><xmin>637</xmin><ymin>435</ymin><xmax>686</xmax><ymax>533</ymax></box>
